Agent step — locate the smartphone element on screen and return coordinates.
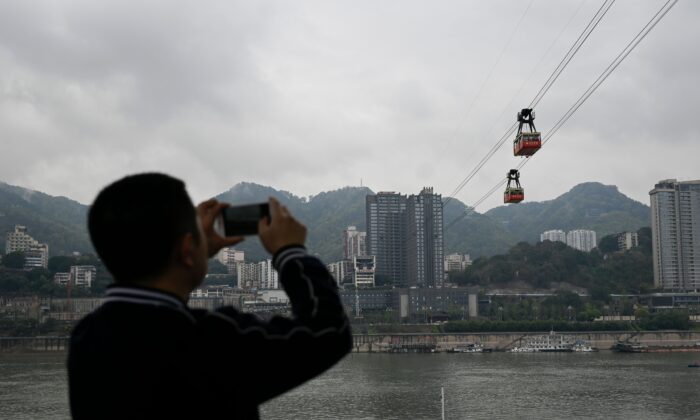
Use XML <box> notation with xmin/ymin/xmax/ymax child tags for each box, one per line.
<box><xmin>214</xmin><ymin>203</ymin><xmax>270</xmax><ymax>237</ymax></box>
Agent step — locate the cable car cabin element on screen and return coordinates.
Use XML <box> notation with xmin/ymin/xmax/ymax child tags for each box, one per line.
<box><xmin>504</xmin><ymin>187</ymin><xmax>524</xmax><ymax>203</ymax></box>
<box><xmin>513</xmin><ymin>132</ymin><xmax>541</xmax><ymax>156</ymax></box>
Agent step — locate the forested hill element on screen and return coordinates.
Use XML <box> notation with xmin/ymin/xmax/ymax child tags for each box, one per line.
<box><xmin>0</xmin><ymin>180</ymin><xmax>651</xmax><ymax>263</ymax></box>
<box><xmin>484</xmin><ymin>182</ymin><xmax>650</xmax><ymax>244</ymax></box>
<box><xmin>451</xmin><ymin>227</ymin><xmax>654</xmax><ymax>299</ymax></box>
<box><xmin>216</xmin><ymin>183</ymin><xmax>373</xmax><ymax>262</ymax></box>
<box><xmin>0</xmin><ymin>182</ymin><xmax>92</xmax><ymax>256</ymax></box>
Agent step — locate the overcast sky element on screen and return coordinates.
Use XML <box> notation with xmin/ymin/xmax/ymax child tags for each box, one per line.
<box><xmin>0</xmin><ymin>0</ymin><xmax>697</xmax><ymax>210</ymax></box>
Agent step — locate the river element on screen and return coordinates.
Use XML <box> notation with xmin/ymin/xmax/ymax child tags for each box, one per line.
<box><xmin>1</xmin><ymin>352</ymin><xmax>699</xmax><ymax>419</ymax></box>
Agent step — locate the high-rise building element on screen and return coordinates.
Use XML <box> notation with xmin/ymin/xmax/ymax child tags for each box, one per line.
<box><xmin>5</xmin><ymin>225</ymin><xmax>49</xmax><ymax>268</ymax></box>
<box><xmin>366</xmin><ymin>188</ymin><xmax>445</xmax><ymax>288</ymax></box>
<box><xmin>366</xmin><ymin>192</ymin><xmax>408</xmax><ymax>286</ymax></box>
<box><xmin>566</xmin><ymin>230</ymin><xmax>597</xmax><ymax>252</ymax></box>
<box><xmin>407</xmin><ymin>188</ymin><xmax>444</xmax><ymax>288</ymax></box>
<box><xmin>540</xmin><ymin>230</ymin><xmax>566</xmax><ymax>244</ymax></box>
<box><xmin>343</xmin><ymin>226</ymin><xmax>367</xmax><ymax>259</ymax></box>
<box><xmin>617</xmin><ymin>232</ymin><xmax>639</xmax><ymax>251</ymax></box>
<box><xmin>650</xmin><ymin>179</ymin><xmax>700</xmax><ymax>291</ymax></box>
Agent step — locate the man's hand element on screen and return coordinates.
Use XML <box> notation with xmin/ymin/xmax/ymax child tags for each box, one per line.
<box><xmin>258</xmin><ymin>197</ymin><xmax>307</xmax><ymax>255</ymax></box>
<box><xmin>197</xmin><ymin>199</ymin><xmax>244</xmax><ymax>258</ymax></box>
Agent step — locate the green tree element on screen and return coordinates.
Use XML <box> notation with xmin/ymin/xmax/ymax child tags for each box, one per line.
<box><xmin>598</xmin><ymin>234</ymin><xmax>619</xmax><ymax>254</ymax></box>
<box><xmin>48</xmin><ymin>255</ymin><xmax>77</xmax><ymax>273</ymax></box>
<box><xmin>2</xmin><ymin>251</ymin><xmax>25</xmax><ymax>269</ymax></box>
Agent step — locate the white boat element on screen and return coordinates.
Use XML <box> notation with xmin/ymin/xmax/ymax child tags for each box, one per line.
<box><xmin>448</xmin><ymin>342</ymin><xmax>486</xmax><ymax>353</ymax></box>
<box><xmin>509</xmin><ymin>330</ymin><xmax>594</xmax><ymax>353</ymax></box>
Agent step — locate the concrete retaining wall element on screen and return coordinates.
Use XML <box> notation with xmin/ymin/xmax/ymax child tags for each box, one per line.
<box><xmin>351</xmin><ymin>331</ymin><xmax>700</xmax><ymax>353</ymax></box>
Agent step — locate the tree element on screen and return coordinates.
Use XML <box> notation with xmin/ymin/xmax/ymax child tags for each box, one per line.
<box><xmin>598</xmin><ymin>234</ymin><xmax>619</xmax><ymax>254</ymax></box>
<box><xmin>2</xmin><ymin>252</ymin><xmax>25</xmax><ymax>269</ymax></box>
<box><xmin>48</xmin><ymin>255</ymin><xmax>77</xmax><ymax>273</ymax></box>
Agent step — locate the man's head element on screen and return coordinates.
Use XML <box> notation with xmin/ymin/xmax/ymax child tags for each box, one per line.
<box><xmin>88</xmin><ymin>173</ymin><xmax>208</xmax><ymax>290</ymax></box>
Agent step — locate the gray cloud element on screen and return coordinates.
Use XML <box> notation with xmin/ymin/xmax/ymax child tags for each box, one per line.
<box><xmin>0</xmin><ymin>0</ymin><xmax>697</xmax><ymax>211</ymax></box>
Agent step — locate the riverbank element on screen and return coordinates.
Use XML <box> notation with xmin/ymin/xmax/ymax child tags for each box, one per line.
<box><xmin>3</xmin><ymin>331</ymin><xmax>700</xmax><ymax>353</ymax></box>
<box><xmin>351</xmin><ymin>331</ymin><xmax>700</xmax><ymax>353</ymax></box>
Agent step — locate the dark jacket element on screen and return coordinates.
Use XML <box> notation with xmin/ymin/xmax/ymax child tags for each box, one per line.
<box><xmin>68</xmin><ymin>246</ymin><xmax>352</xmax><ymax>419</ymax></box>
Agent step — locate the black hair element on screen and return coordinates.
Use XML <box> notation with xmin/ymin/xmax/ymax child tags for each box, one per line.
<box><xmin>88</xmin><ymin>173</ymin><xmax>199</xmax><ymax>283</ymax></box>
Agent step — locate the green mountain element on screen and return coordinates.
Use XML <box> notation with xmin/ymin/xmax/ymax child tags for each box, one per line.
<box><xmin>216</xmin><ymin>183</ymin><xmax>373</xmax><ymax>262</ymax></box>
<box><xmin>0</xmin><ymin>180</ymin><xmax>651</xmax><ymax>264</ymax></box>
<box><xmin>442</xmin><ymin>199</ymin><xmax>517</xmax><ymax>258</ymax></box>
<box><xmin>484</xmin><ymin>182</ymin><xmax>650</xmax><ymax>243</ymax></box>
<box><xmin>0</xmin><ymin>182</ymin><xmax>92</xmax><ymax>256</ymax></box>
<box><xmin>451</xmin><ymin>227</ymin><xmax>654</xmax><ymax>298</ymax></box>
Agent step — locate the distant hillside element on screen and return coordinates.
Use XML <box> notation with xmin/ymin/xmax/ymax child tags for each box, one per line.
<box><xmin>0</xmin><ymin>180</ymin><xmax>652</xmax><ymax>263</ymax></box>
<box><xmin>485</xmin><ymin>182</ymin><xmax>650</xmax><ymax>243</ymax></box>
<box><xmin>0</xmin><ymin>182</ymin><xmax>92</xmax><ymax>256</ymax></box>
<box><xmin>216</xmin><ymin>183</ymin><xmax>372</xmax><ymax>262</ymax></box>
<box><xmin>452</xmin><ymin>227</ymin><xmax>654</xmax><ymax>297</ymax></box>
<box><xmin>442</xmin><ymin>199</ymin><xmax>517</xmax><ymax>258</ymax></box>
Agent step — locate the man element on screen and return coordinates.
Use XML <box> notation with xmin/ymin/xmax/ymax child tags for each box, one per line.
<box><xmin>68</xmin><ymin>173</ymin><xmax>352</xmax><ymax>419</ymax></box>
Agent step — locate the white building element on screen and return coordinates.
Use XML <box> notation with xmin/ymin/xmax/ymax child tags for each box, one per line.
<box><xmin>258</xmin><ymin>259</ymin><xmax>279</xmax><ymax>290</ymax></box>
<box><xmin>257</xmin><ymin>289</ymin><xmax>290</xmax><ymax>304</ymax></box>
<box><xmin>650</xmin><ymin>179</ymin><xmax>700</xmax><ymax>291</ymax></box>
<box><xmin>353</xmin><ymin>256</ymin><xmax>376</xmax><ymax>288</ymax></box>
<box><xmin>343</xmin><ymin>226</ymin><xmax>367</xmax><ymax>259</ymax></box>
<box><xmin>23</xmin><ymin>244</ymin><xmax>49</xmax><ymax>269</ymax></box>
<box><xmin>617</xmin><ymin>232</ymin><xmax>639</xmax><ymax>251</ymax></box>
<box><xmin>216</xmin><ymin>247</ymin><xmax>245</xmax><ymax>274</ymax></box>
<box><xmin>54</xmin><ymin>266</ymin><xmax>97</xmax><ymax>288</ymax></box>
<box><xmin>54</xmin><ymin>272</ymin><xmax>70</xmax><ymax>286</ymax></box>
<box><xmin>444</xmin><ymin>253</ymin><xmax>472</xmax><ymax>272</ymax></box>
<box><xmin>540</xmin><ymin>230</ymin><xmax>566</xmax><ymax>244</ymax></box>
<box><xmin>237</xmin><ymin>262</ymin><xmax>260</xmax><ymax>289</ymax></box>
<box><xmin>71</xmin><ymin>266</ymin><xmax>96</xmax><ymax>288</ymax></box>
<box><xmin>5</xmin><ymin>225</ymin><xmax>49</xmax><ymax>268</ymax></box>
<box><xmin>566</xmin><ymin>230</ymin><xmax>597</xmax><ymax>252</ymax></box>
<box><xmin>327</xmin><ymin>260</ymin><xmax>354</xmax><ymax>286</ymax></box>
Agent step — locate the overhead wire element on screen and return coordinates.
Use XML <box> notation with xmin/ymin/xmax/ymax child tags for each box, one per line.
<box><xmin>436</xmin><ymin>0</ymin><xmax>536</xmax><ymax>167</ymax></box>
<box><xmin>442</xmin><ymin>0</ymin><xmax>615</xmax><ymax>209</ymax></box>
<box><xmin>445</xmin><ymin>0</ymin><xmax>679</xmax><ymax>231</ymax></box>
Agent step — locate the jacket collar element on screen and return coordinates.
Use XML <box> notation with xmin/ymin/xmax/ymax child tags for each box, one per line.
<box><xmin>105</xmin><ymin>284</ymin><xmax>186</xmax><ymax>309</ymax></box>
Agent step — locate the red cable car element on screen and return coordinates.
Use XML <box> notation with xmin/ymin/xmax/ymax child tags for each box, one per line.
<box><xmin>504</xmin><ymin>169</ymin><xmax>524</xmax><ymax>203</ymax></box>
<box><xmin>513</xmin><ymin>108</ymin><xmax>541</xmax><ymax>157</ymax></box>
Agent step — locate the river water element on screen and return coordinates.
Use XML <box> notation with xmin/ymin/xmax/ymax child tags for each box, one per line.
<box><xmin>1</xmin><ymin>352</ymin><xmax>699</xmax><ymax>419</ymax></box>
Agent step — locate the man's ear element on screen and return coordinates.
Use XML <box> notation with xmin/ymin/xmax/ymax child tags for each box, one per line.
<box><xmin>178</xmin><ymin>233</ymin><xmax>196</xmax><ymax>268</ymax></box>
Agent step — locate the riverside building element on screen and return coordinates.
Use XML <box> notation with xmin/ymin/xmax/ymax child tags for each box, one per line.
<box><xmin>650</xmin><ymin>179</ymin><xmax>700</xmax><ymax>291</ymax></box>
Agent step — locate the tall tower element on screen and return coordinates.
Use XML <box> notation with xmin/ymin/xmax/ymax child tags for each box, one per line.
<box><xmin>366</xmin><ymin>192</ymin><xmax>408</xmax><ymax>286</ymax></box>
<box><xmin>407</xmin><ymin>188</ymin><xmax>444</xmax><ymax>288</ymax></box>
<box><xmin>650</xmin><ymin>179</ymin><xmax>700</xmax><ymax>291</ymax></box>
